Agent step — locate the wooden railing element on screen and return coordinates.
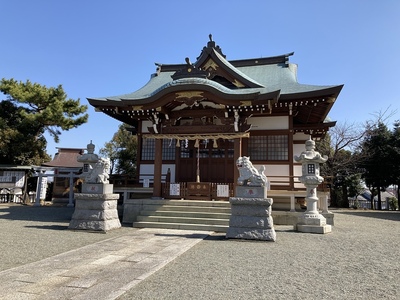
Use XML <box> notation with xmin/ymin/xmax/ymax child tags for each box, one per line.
<box><xmin>162</xmin><ymin>182</ymin><xmax>235</xmax><ymax>201</ymax></box>
<box><xmin>110</xmin><ymin>174</ymin><xmax>329</xmax><ymax>197</ymax></box>
<box><xmin>111</xmin><ymin>174</ymin><xmax>301</xmax><ymax>189</ymax></box>
<box><xmin>109</xmin><ymin>173</ymin><xmax>170</xmax><ymax>188</ymax></box>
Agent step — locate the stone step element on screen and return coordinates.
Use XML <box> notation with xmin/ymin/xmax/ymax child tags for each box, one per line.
<box><xmin>142</xmin><ymin>204</ymin><xmax>231</xmax><ymax>214</ymax></box>
<box><xmin>140</xmin><ymin>210</ymin><xmax>231</xmax><ymax>219</ymax></box>
<box><xmin>141</xmin><ymin>199</ymin><xmax>231</xmax><ymax>207</ymax></box>
<box><xmin>133</xmin><ymin>221</ymin><xmax>228</xmax><ymax>232</ymax></box>
<box><xmin>133</xmin><ymin>200</ymin><xmax>231</xmax><ymax>232</ymax></box>
<box><xmin>137</xmin><ymin>215</ymin><xmax>230</xmax><ymax>226</ymax></box>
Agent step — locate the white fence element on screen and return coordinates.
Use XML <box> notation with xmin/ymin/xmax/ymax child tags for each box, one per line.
<box><xmin>349</xmin><ymin>199</ymin><xmax>389</xmax><ymax>210</ymax></box>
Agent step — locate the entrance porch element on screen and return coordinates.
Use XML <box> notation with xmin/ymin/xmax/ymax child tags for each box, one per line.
<box><xmin>110</xmin><ymin>173</ymin><xmax>334</xmax><ymax>229</ymax></box>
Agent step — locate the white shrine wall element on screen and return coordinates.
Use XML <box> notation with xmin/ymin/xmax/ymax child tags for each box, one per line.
<box><xmin>139</xmin><ymin>164</ymin><xmax>175</xmax><ymax>184</ymax></box>
<box><xmin>293</xmin><ymin>132</ymin><xmax>310</xmax><ymax>140</ymax></box>
<box><xmin>247</xmin><ymin>116</ymin><xmax>288</xmax><ymax>130</ymax></box>
<box><xmin>253</xmin><ymin>164</ymin><xmax>290</xmax><ymax>187</ymax></box>
<box><xmin>141</xmin><ymin>120</ymin><xmax>152</xmax><ymax>133</ymax></box>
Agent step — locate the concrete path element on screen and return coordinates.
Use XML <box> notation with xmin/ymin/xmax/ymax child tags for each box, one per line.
<box><xmin>0</xmin><ymin>228</ymin><xmax>211</xmax><ymax>300</ymax></box>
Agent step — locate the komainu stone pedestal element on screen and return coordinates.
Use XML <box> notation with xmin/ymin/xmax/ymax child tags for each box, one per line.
<box><xmin>226</xmin><ymin>187</ymin><xmax>276</xmax><ymax>241</ymax></box>
<box><xmin>69</xmin><ymin>184</ymin><xmax>121</xmax><ymax>232</ymax></box>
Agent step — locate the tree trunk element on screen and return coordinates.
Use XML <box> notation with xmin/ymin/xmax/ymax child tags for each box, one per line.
<box><xmin>370</xmin><ymin>186</ymin><xmax>375</xmax><ymax>210</ymax></box>
<box><xmin>330</xmin><ymin>188</ymin><xmax>339</xmax><ymax>207</ymax></box>
<box><xmin>342</xmin><ymin>184</ymin><xmax>349</xmax><ymax>208</ymax></box>
<box><xmin>377</xmin><ymin>187</ymin><xmax>382</xmax><ymax>210</ymax></box>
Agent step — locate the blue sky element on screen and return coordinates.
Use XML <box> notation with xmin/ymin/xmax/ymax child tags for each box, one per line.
<box><xmin>1</xmin><ymin>1</ymin><xmax>400</xmax><ymax>158</ymax></box>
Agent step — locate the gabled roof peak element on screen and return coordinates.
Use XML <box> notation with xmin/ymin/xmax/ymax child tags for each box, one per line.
<box><xmin>170</xmin><ymin>36</ymin><xmax>264</xmax><ymax>88</ymax></box>
<box><xmin>197</xmin><ymin>34</ymin><xmax>226</xmax><ymax>60</ymax></box>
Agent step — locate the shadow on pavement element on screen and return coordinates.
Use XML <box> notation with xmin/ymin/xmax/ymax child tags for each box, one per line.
<box><xmin>155</xmin><ymin>233</ymin><xmax>211</xmax><ymax>239</ymax></box>
<box><xmin>24</xmin><ymin>224</ymin><xmax>69</xmax><ymax>231</ymax></box>
<box><xmin>0</xmin><ymin>204</ymin><xmax>74</xmax><ymax>223</ymax></box>
<box><xmin>335</xmin><ymin>210</ymin><xmax>400</xmax><ymax>222</ymax></box>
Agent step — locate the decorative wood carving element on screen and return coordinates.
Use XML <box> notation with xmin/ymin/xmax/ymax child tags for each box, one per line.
<box><xmin>161</xmin><ymin>125</ymin><xmax>235</xmax><ymax>134</ymax></box>
<box><xmin>149</xmin><ymin>123</ymin><xmax>251</xmax><ymax>134</ymax></box>
<box><xmin>175</xmin><ymin>91</ymin><xmax>204</xmax><ymax>99</ymax></box>
<box><xmin>202</xmin><ymin>59</ymin><xmax>219</xmax><ymax>71</ymax></box>
<box><xmin>232</xmin><ymin>79</ymin><xmax>245</xmax><ymax>88</ymax></box>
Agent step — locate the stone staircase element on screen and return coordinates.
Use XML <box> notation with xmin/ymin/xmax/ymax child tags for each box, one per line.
<box><xmin>132</xmin><ymin>200</ymin><xmax>231</xmax><ymax>232</ymax></box>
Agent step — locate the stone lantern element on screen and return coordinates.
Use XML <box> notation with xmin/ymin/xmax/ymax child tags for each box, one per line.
<box><xmin>294</xmin><ymin>139</ymin><xmax>331</xmax><ymax>234</ymax></box>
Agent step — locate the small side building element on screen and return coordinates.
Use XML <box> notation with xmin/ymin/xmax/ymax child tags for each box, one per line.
<box><xmin>42</xmin><ymin>147</ymin><xmax>84</xmax><ymax>204</ymax></box>
<box><xmin>0</xmin><ymin>165</ymin><xmax>31</xmax><ymax>203</ymax></box>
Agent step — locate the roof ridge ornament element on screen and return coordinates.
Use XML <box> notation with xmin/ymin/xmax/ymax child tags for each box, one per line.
<box><xmin>171</xmin><ymin>57</ymin><xmax>210</xmax><ymax>80</ymax></box>
<box><xmin>207</xmin><ymin>33</ymin><xmax>215</xmax><ymax>47</ymax></box>
<box><xmin>198</xmin><ymin>34</ymin><xmax>226</xmax><ymax>59</ymax></box>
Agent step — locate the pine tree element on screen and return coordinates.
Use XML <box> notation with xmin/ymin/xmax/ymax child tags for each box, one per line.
<box><xmin>0</xmin><ymin>78</ymin><xmax>88</xmax><ymax>165</ymax></box>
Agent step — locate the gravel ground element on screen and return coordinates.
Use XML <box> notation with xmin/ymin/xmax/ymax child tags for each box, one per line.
<box><xmin>118</xmin><ymin>209</ymin><xmax>399</xmax><ymax>300</ymax></box>
<box><xmin>0</xmin><ymin>204</ymin><xmax>399</xmax><ymax>300</ymax></box>
<box><xmin>0</xmin><ymin>203</ymin><xmax>134</xmax><ymax>271</ymax></box>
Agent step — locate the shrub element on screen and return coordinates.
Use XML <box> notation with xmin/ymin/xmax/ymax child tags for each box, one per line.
<box><xmin>387</xmin><ymin>197</ymin><xmax>398</xmax><ymax>211</ymax></box>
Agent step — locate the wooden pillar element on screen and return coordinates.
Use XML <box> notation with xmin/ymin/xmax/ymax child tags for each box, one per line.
<box><xmin>67</xmin><ymin>171</ymin><xmax>74</xmax><ymax>207</ymax></box>
<box><xmin>288</xmin><ymin>114</ymin><xmax>294</xmax><ymax>190</ymax></box>
<box><xmin>290</xmin><ymin>194</ymin><xmax>296</xmax><ymax>212</ymax></box>
<box><xmin>22</xmin><ymin>170</ymin><xmax>30</xmax><ymax>204</ymax></box>
<box><xmin>34</xmin><ymin>171</ymin><xmax>44</xmax><ymax>206</ymax></box>
<box><xmin>233</xmin><ymin>138</ymin><xmax>242</xmax><ymax>194</ymax></box>
<box><xmin>153</xmin><ymin>138</ymin><xmax>163</xmax><ymax>199</ymax></box>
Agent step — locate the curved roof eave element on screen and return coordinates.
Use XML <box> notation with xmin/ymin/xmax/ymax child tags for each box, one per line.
<box><xmin>88</xmin><ymin>78</ymin><xmax>280</xmax><ymax>107</ymax></box>
<box><xmin>279</xmin><ymin>84</ymin><xmax>344</xmax><ymax>100</ymax></box>
<box><xmin>142</xmin><ymin>77</ymin><xmax>263</xmax><ymax>99</ymax></box>
<box><xmin>87</xmin><ymin>72</ymin><xmax>172</xmax><ymax>104</ymax></box>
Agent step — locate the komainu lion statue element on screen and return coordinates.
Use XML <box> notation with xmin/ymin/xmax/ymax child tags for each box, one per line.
<box><xmin>83</xmin><ymin>157</ymin><xmax>110</xmax><ymax>184</ymax></box>
<box><xmin>236</xmin><ymin>156</ymin><xmax>268</xmax><ymax>187</ymax></box>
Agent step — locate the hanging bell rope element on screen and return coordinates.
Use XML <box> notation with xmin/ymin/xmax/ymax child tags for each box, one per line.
<box><xmin>213</xmin><ymin>138</ymin><xmax>218</xmax><ymax>148</ymax></box>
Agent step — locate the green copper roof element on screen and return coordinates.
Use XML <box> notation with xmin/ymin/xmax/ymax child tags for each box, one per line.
<box><xmin>89</xmin><ymin>62</ymin><xmax>338</xmax><ymax>104</ymax></box>
<box><xmin>88</xmin><ymin>39</ymin><xmax>342</xmax><ymax>106</ymax></box>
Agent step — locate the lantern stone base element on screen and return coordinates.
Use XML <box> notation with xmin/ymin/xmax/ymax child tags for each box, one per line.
<box><xmin>295</xmin><ymin>213</ymin><xmax>332</xmax><ymax>234</ymax></box>
<box><xmin>295</xmin><ymin>224</ymin><xmax>332</xmax><ymax>234</ymax></box>
<box><xmin>226</xmin><ymin>195</ymin><xmax>276</xmax><ymax>242</ymax></box>
<box><xmin>69</xmin><ymin>189</ymin><xmax>121</xmax><ymax>232</ymax></box>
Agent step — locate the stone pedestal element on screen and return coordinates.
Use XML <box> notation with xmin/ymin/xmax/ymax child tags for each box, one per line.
<box><xmin>235</xmin><ymin>186</ymin><xmax>268</xmax><ymax>198</ymax></box>
<box><xmin>294</xmin><ymin>189</ymin><xmax>332</xmax><ymax>234</ymax></box>
<box><xmin>80</xmin><ymin>183</ymin><xmax>114</xmax><ymax>194</ymax></box>
<box><xmin>226</xmin><ymin>188</ymin><xmax>276</xmax><ymax>241</ymax></box>
<box><xmin>69</xmin><ymin>184</ymin><xmax>121</xmax><ymax>232</ymax></box>
<box><xmin>295</xmin><ymin>211</ymin><xmax>332</xmax><ymax>234</ymax></box>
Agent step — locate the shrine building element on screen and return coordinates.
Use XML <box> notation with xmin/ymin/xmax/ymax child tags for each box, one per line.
<box><xmin>88</xmin><ymin>36</ymin><xmax>342</xmax><ymax>211</ymax></box>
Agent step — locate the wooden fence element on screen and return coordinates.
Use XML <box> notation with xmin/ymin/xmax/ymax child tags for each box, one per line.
<box><xmin>161</xmin><ymin>182</ymin><xmax>234</xmax><ymax>201</ymax></box>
